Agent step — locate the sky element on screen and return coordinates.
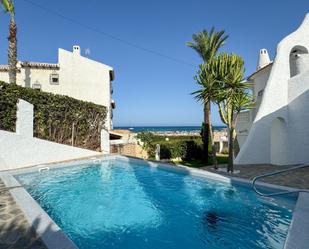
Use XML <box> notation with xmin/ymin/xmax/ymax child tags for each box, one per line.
<box><xmin>0</xmin><ymin>0</ymin><xmax>308</xmax><ymax>126</ymax></box>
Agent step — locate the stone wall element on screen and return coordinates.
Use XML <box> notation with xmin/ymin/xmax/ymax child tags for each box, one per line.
<box><xmin>110</xmin><ymin>143</ymin><xmax>147</xmax><ymax>159</ymax></box>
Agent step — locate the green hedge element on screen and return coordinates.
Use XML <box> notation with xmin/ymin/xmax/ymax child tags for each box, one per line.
<box><xmin>0</xmin><ymin>81</ymin><xmax>107</xmax><ymax>151</ymax></box>
<box><xmin>160</xmin><ymin>140</ymin><xmax>203</xmax><ymax>160</ymax></box>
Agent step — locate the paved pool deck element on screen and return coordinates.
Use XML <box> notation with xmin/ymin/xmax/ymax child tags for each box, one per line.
<box><xmin>203</xmin><ymin>164</ymin><xmax>309</xmax><ymax>189</ymax></box>
<box><xmin>0</xmin><ymin>180</ymin><xmax>46</xmax><ymax>249</ymax></box>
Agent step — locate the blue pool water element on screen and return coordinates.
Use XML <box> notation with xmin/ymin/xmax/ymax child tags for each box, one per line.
<box><xmin>16</xmin><ymin>158</ymin><xmax>295</xmax><ymax>249</ymax></box>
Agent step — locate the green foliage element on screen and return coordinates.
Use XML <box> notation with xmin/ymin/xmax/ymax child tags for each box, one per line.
<box><xmin>136</xmin><ymin>132</ymin><xmax>155</xmax><ymax>147</ymax></box>
<box><xmin>137</xmin><ymin>134</ymin><xmax>203</xmax><ymax>161</ymax></box>
<box><xmin>159</xmin><ymin>144</ymin><xmax>172</xmax><ymax>159</ymax></box>
<box><xmin>181</xmin><ymin>155</ymin><xmax>228</xmax><ymax>168</ymax></box>
<box><xmin>206</xmin><ymin>52</ymin><xmax>252</xmax><ymax>171</ymax></box>
<box><xmin>186</xmin><ymin>27</ymin><xmax>228</xmax><ymax>63</ymax></box>
<box><xmin>0</xmin><ymin>0</ymin><xmax>14</xmax><ymax>15</ymax></box>
<box><xmin>0</xmin><ymin>81</ymin><xmax>107</xmax><ymax>150</ymax></box>
<box><xmin>158</xmin><ymin>140</ymin><xmax>203</xmax><ymax>160</ymax></box>
<box><xmin>188</xmin><ymin>27</ymin><xmax>229</xmax><ymax>164</ymax></box>
<box><xmin>152</xmin><ymin>135</ymin><xmax>202</xmax><ymax>145</ymax></box>
<box><xmin>136</xmin><ymin>132</ymin><xmax>156</xmax><ymax>156</ymax></box>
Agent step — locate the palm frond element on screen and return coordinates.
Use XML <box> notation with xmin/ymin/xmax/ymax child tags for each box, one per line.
<box><xmin>187</xmin><ymin>28</ymin><xmax>228</xmax><ymax>63</ymax></box>
<box><xmin>0</xmin><ymin>0</ymin><xmax>14</xmax><ymax>14</ymax></box>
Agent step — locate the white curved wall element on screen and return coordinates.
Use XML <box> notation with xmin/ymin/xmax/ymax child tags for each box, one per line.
<box><xmin>287</xmin><ymin>70</ymin><xmax>309</xmax><ymax>164</ymax></box>
<box><xmin>270</xmin><ymin>118</ymin><xmax>288</xmax><ymax>165</ymax></box>
<box><xmin>236</xmin><ymin>14</ymin><xmax>309</xmax><ymax>165</ymax></box>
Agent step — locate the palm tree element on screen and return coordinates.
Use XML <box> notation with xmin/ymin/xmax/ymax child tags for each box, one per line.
<box><xmin>1</xmin><ymin>0</ymin><xmax>17</xmax><ymax>84</ymax></box>
<box><xmin>187</xmin><ymin>28</ymin><xmax>228</xmax><ymax>163</ymax></box>
<box><xmin>193</xmin><ymin>62</ymin><xmax>219</xmax><ymax>168</ymax></box>
<box><xmin>213</xmin><ymin>53</ymin><xmax>252</xmax><ymax>172</ymax></box>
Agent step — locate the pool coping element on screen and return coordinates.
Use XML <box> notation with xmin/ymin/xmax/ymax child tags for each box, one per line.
<box><xmin>283</xmin><ymin>192</ymin><xmax>309</xmax><ymax>249</ymax></box>
<box><xmin>1</xmin><ymin>154</ymin><xmax>309</xmax><ymax>249</ymax></box>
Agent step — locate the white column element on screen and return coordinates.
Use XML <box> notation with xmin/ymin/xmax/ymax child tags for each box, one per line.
<box><xmin>16</xmin><ymin>99</ymin><xmax>33</xmax><ymax>138</ymax></box>
<box><xmin>101</xmin><ymin>129</ymin><xmax>110</xmax><ymax>154</ymax></box>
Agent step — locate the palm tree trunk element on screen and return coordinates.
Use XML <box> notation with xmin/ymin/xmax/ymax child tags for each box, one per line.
<box><xmin>8</xmin><ymin>15</ymin><xmax>17</xmax><ymax>84</ymax></box>
<box><xmin>208</xmin><ymin>117</ymin><xmax>218</xmax><ymax>169</ymax></box>
<box><xmin>202</xmin><ymin>102</ymin><xmax>210</xmax><ymax>163</ymax></box>
<box><xmin>227</xmin><ymin>126</ymin><xmax>234</xmax><ymax>172</ymax></box>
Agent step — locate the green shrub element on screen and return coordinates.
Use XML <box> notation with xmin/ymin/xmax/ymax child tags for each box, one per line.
<box><xmin>181</xmin><ymin>140</ymin><xmax>203</xmax><ymax>160</ymax></box>
<box><xmin>0</xmin><ymin>81</ymin><xmax>107</xmax><ymax>151</ymax></box>
<box><xmin>160</xmin><ymin>144</ymin><xmax>172</xmax><ymax>159</ymax></box>
<box><xmin>137</xmin><ymin>132</ymin><xmax>156</xmax><ymax>157</ymax></box>
<box><xmin>157</xmin><ymin>140</ymin><xmax>203</xmax><ymax>161</ymax></box>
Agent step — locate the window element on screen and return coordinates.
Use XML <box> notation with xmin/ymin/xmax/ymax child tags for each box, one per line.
<box><xmin>50</xmin><ymin>73</ymin><xmax>59</xmax><ymax>85</ymax></box>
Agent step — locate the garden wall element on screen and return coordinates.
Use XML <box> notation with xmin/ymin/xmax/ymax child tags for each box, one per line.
<box><xmin>0</xmin><ymin>82</ymin><xmax>107</xmax><ymax>151</ymax></box>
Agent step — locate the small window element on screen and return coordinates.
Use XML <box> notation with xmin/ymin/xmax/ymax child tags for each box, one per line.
<box><xmin>50</xmin><ymin>73</ymin><xmax>59</xmax><ymax>85</ymax></box>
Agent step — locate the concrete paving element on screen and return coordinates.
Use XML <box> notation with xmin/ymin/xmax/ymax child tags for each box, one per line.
<box><xmin>204</xmin><ymin>164</ymin><xmax>309</xmax><ymax>189</ymax></box>
<box><xmin>0</xmin><ymin>180</ymin><xmax>46</xmax><ymax>249</ymax></box>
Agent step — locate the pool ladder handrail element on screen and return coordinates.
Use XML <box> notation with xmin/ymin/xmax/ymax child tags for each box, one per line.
<box><xmin>252</xmin><ymin>164</ymin><xmax>309</xmax><ymax>197</ymax></box>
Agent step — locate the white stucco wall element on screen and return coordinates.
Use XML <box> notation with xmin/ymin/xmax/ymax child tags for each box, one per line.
<box><xmin>235</xmin><ymin>110</ymin><xmax>252</xmax><ymax>148</ymax></box>
<box><xmin>286</xmin><ymin>70</ymin><xmax>309</xmax><ymax>164</ymax></box>
<box><xmin>236</xmin><ymin>13</ymin><xmax>309</xmax><ymax>165</ymax></box>
<box><xmin>56</xmin><ymin>48</ymin><xmax>113</xmax><ymax>130</ymax></box>
<box><xmin>235</xmin><ymin>65</ymin><xmax>272</xmax><ymax>147</ymax></box>
<box><xmin>252</xmin><ymin>66</ymin><xmax>272</xmax><ymax>106</ymax></box>
<box><xmin>0</xmin><ymin>130</ymin><xmax>101</xmax><ymax>171</ymax></box>
<box><xmin>0</xmin><ymin>99</ymin><xmax>103</xmax><ymax>170</ymax></box>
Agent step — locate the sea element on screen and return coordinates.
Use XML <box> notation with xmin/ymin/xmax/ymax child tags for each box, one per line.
<box><xmin>114</xmin><ymin>126</ymin><xmax>226</xmax><ymax>134</ymax></box>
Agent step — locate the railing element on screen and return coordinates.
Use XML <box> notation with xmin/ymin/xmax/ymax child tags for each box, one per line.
<box><xmin>252</xmin><ymin>164</ymin><xmax>309</xmax><ymax>197</ymax></box>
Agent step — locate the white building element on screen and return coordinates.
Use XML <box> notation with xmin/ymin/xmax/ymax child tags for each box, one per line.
<box><xmin>236</xmin><ymin>13</ymin><xmax>309</xmax><ymax>165</ymax></box>
<box><xmin>236</xmin><ymin>50</ymin><xmax>273</xmax><ymax>148</ymax></box>
<box><xmin>0</xmin><ymin>45</ymin><xmax>115</xmax><ymax>130</ymax></box>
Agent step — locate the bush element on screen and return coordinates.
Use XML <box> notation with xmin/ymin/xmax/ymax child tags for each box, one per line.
<box><xmin>158</xmin><ymin>140</ymin><xmax>203</xmax><ymax>161</ymax></box>
<box><xmin>181</xmin><ymin>140</ymin><xmax>203</xmax><ymax>160</ymax></box>
<box><xmin>136</xmin><ymin>132</ymin><xmax>156</xmax><ymax>157</ymax></box>
<box><xmin>160</xmin><ymin>144</ymin><xmax>172</xmax><ymax>159</ymax></box>
<box><xmin>0</xmin><ymin>81</ymin><xmax>107</xmax><ymax>151</ymax></box>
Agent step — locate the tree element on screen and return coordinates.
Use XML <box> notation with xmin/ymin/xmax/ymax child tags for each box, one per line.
<box><xmin>1</xmin><ymin>0</ymin><xmax>17</xmax><ymax>84</ymax></box>
<box><xmin>187</xmin><ymin>28</ymin><xmax>228</xmax><ymax>163</ymax></box>
<box><xmin>193</xmin><ymin>63</ymin><xmax>219</xmax><ymax>168</ymax></box>
<box><xmin>212</xmin><ymin>53</ymin><xmax>252</xmax><ymax>172</ymax></box>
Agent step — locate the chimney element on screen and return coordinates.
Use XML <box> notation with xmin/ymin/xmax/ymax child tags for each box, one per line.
<box><xmin>73</xmin><ymin>45</ymin><xmax>81</xmax><ymax>55</ymax></box>
<box><xmin>257</xmin><ymin>49</ymin><xmax>270</xmax><ymax>70</ymax></box>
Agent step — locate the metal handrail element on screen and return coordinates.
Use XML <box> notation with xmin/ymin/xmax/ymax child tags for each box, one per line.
<box><xmin>252</xmin><ymin>164</ymin><xmax>309</xmax><ymax>197</ymax></box>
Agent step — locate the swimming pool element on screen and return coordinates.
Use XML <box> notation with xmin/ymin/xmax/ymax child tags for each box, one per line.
<box><xmin>15</xmin><ymin>157</ymin><xmax>296</xmax><ymax>249</ymax></box>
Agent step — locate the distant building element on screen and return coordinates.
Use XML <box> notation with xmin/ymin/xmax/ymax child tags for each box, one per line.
<box><xmin>236</xmin><ymin>14</ymin><xmax>309</xmax><ymax>165</ymax></box>
<box><xmin>0</xmin><ymin>45</ymin><xmax>115</xmax><ymax>130</ymax></box>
